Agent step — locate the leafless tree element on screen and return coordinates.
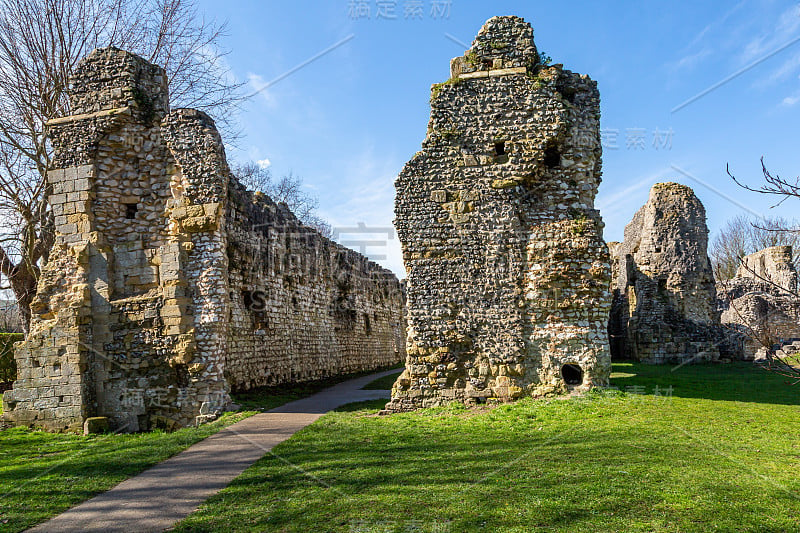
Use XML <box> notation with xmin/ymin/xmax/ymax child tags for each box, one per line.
<box><xmin>233</xmin><ymin>162</ymin><xmax>333</xmax><ymax>238</ymax></box>
<box><xmin>0</xmin><ymin>0</ymin><xmax>243</xmax><ymax>331</ymax></box>
<box><xmin>724</xmin><ymin>158</ymin><xmax>800</xmax><ymax>381</ymax></box>
<box><xmin>710</xmin><ymin>215</ymin><xmax>800</xmax><ymax>281</ymax></box>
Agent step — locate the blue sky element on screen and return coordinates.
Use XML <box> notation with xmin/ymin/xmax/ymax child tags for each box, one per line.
<box><xmin>197</xmin><ymin>0</ymin><xmax>800</xmax><ymax>277</ymax></box>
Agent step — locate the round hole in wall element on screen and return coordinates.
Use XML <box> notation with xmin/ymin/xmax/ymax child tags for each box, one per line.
<box><xmin>561</xmin><ymin>364</ymin><xmax>583</xmax><ymax>385</ymax></box>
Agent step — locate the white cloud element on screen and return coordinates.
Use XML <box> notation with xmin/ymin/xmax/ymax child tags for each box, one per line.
<box><xmin>319</xmin><ymin>147</ymin><xmax>405</xmax><ymax>276</ymax></box>
<box><xmin>672</xmin><ymin>48</ymin><xmax>713</xmax><ymax>71</ymax></box>
<box><xmin>782</xmin><ymin>89</ymin><xmax>800</xmax><ymax>106</ymax></box>
<box><xmin>247</xmin><ymin>73</ymin><xmax>277</xmax><ymax>107</ymax></box>
<box><xmin>758</xmin><ymin>50</ymin><xmax>800</xmax><ymax>87</ymax></box>
<box><xmin>256</xmin><ymin>158</ymin><xmax>272</xmax><ymax>169</ymax></box>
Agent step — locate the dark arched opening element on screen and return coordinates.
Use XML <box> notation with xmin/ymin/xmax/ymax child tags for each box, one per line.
<box><xmin>561</xmin><ymin>364</ymin><xmax>583</xmax><ymax>385</ymax></box>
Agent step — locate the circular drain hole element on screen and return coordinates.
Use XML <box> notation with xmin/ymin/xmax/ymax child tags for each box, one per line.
<box><xmin>561</xmin><ymin>364</ymin><xmax>583</xmax><ymax>385</ymax></box>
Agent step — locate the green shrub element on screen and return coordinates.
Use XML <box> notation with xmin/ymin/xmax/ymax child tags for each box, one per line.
<box><xmin>0</xmin><ymin>333</ymin><xmax>23</xmax><ymax>383</ymax></box>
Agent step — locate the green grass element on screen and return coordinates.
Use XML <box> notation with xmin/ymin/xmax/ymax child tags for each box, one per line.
<box><xmin>0</xmin><ymin>412</ymin><xmax>253</xmax><ymax>532</ymax></box>
<box><xmin>232</xmin><ymin>365</ymin><xmax>403</xmax><ymax>411</ymax></box>
<box><xmin>174</xmin><ymin>362</ymin><xmax>800</xmax><ymax>532</ymax></box>
<box><xmin>361</xmin><ymin>371</ymin><xmax>402</xmax><ymax>391</ymax></box>
<box><xmin>0</xmin><ymin>365</ymin><xmax>402</xmax><ymax>531</ymax></box>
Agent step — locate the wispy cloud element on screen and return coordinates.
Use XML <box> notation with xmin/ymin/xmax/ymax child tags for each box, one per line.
<box><xmin>758</xmin><ymin>50</ymin><xmax>800</xmax><ymax>86</ymax></box>
<box><xmin>320</xmin><ymin>147</ymin><xmax>404</xmax><ymax>275</ymax></box>
<box><xmin>247</xmin><ymin>73</ymin><xmax>277</xmax><ymax>107</ymax></box>
<box><xmin>686</xmin><ymin>1</ymin><xmax>748</xmax><ymax>51</ymax></box>
<box><xmin>671</xmin><ymin>48</ymin><xmax>713</xmax><ymax>71</ymax></box>
<box><xmin>741</xmin><ymin>3</ymin><xmax>800</xmax><ymax>64</ymax></box>
<box><xmin>672</xmin><ymin>0</ymin><xmax>748</xmax><ymax>72</ymax></box>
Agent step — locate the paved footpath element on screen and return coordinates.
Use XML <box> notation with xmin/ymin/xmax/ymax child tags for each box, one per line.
<box><xmin>29</xmin><ymin>369</ymin><xmax>399</xmax><ymax>533</ymax></box>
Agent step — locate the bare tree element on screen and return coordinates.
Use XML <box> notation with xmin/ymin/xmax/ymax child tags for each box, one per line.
<box><xmin>0</xmin><ymin>0</ymin><xmax>243</xmax><ymax>331</ymax></box>
<box><xmin>233</xmin><ymin>162</ymin><xmax>333</xmax><ymax>238</ymax></box>
<box><xmin>725</xmin><ymin>158</ymin><xmax>800</xmax><ymax>381</ymax></box>
<box><xmin>710</xmin><ymin>215</ymin><xmax>800</xmax><ymax>281</ymax></box>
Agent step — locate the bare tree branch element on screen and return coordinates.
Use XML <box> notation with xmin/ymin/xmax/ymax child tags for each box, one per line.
<box><xmin>0</xmin><ymin>0</ymin><xmax>244</xmax><ymax>332</ymax></box>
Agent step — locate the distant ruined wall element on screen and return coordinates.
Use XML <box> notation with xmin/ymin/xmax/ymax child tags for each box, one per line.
<box><xmin>2</xmin><ymin>48</ymin><xmax>404</xmax><ymax>432</ymax></box>
<box><xmin>386</xmin><ymin>16</ymin><xmax>612</xmax><ymax>412</ymax></box>
<box><xmin>735</xmin><ymin>246</ymin><xmax>797</xmax><ymax>292</ymax></box>
<box><xmin>224</xmin><ymin>180</ymin><xmax>405</xmax><ymax>390</ymax></box>
<box><xmin>719</xmin><ymin>246</ymin><xmax>800</xmax><ymax>359</ymax></box>
<box><xmin>608</xmin><ymin>183</ymin><xmax>726</xmax><ymax>364</ymax></box>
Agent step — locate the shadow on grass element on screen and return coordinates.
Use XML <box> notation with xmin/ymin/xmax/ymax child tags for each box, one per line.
<box><xmin>233</xmin><ymin>364</ymin><xmax>402</xmax><ymax>411</ymax></box>
<box><xmin>611</xmin><ymin>361</ymin><xmax>800</xmax><ymax>406</ymax></box>
<box><xmin>174</xmin><ymin>402</ymin><xmax>800</xmax><ymax>532</ymax></box>
<box><xmin>333</xmin><ymin>399</ymin><xmax>388</xmax><ymax>412</ymax></box>
<box><xmin>361</xmin><ymin>372</ymin><xmax>402</xmax><ymax>391</ymax></box>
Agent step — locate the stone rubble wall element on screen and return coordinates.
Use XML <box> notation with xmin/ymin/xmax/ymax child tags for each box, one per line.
<box><xmin>719</xmin><ymin>246</ymin><xmax>800</xmax><ymax>359</ymax></box>
<box><xmin>386</xmin><ymin>16</ymin><xmax>612</xmax><ymax>412</ymax></box>
<box><xmin>735</xmin><ymin>246</ymin><xmax>797</xmax><ymax>292</ymax></box>
<box><xmin>224</xmin><ymin>178</ymin><xmax>405</xmax><ymax>390</ymax></box>
<box><xmin>2</xmin><ymin>47</ymin><xmax>405</xmax><ymax>432</ymax></box>
<box><xmin>608</xmin><ymin>183</ymin><xmax>729</xmax><ymax>364</ymax></box>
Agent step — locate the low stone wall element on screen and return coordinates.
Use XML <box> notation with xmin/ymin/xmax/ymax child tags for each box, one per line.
<box><xmin>720</xmin><ymin>246</ymin><xmax>800</xmax><ymax>359</ymax></box>
<box><xmin>224</xmin><ymin>179</ymin><xmax>405</xmax><ymax>391</ymax></box>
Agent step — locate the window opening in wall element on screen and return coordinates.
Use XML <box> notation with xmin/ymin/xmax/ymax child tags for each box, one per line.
<box><xmin>365</xmin><ymin>313</ymin><xmax>372</xmax><ymax>335</ymax></box>
<box><xmin>124</xmin><ymin>202</ymin><xmax>139</xmax><ymax>220</ymax></box>
<box><xmin>561</xmin><ymin>364</ymin><xmax>583</xmax><ymax>385</ymax></box>
<box><xmin>494</xmin><ymin>141</ymin><xmax>506</xmax><ymax>156</ymax></box>
<box><xmin>543</xmin><ymin>142</ymin><xmax>560</xmax><ymax>168</ymax></box>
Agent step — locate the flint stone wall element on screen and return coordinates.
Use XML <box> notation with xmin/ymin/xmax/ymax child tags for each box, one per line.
<box><xmin>2</xmin><ymin>47</ymin><xmax>404</xmax><ymax>432</ymax></box>
<box><xmin>719</xmin><ymin>246</ymin><xmax>800</xmax><ymax>359</ymax></box>
<box><xmin>386</xmin><ymin>16</ymin><xmax>612</xmax><ymax>412</ymax></box>
<box><xmin>608</xmin><ymin>183</ymin><xmax>728</xmax><ymax>363</ymax></box>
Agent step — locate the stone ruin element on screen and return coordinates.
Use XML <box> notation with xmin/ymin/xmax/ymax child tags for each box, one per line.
<box><xmin>2</xmin><ymin>47</ymin><xmax>406</xmax><ymax>432</ymax></box>
<box><xmin>3</xmin><ymin>20</ymin><xmax>788</xmax><ymax>429</ymax></box>
<box><xmin>385</xmin><ymin>16</ymin><xmax>612</xmax><ymax>411</ymax></box>
<box><xmin>719</xmin><ymin>246</ymin><xmax>800</xmax><ymax>359</ymax></box>
<box><xmin>607</xmin><ymin>183</ymin><xmax>727</xmax><ymax>364</ymax></box>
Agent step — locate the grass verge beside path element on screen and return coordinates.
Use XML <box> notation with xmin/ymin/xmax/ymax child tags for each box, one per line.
<box><xmin>361</xmin><ymin>371</ymin><xmax>403</xmax><ymax>391</ymax></box>
<box><xmin>232</xmin><ymin>364</ymin><xmax>403</xmax><ymax>411</ymax></box>
<box><xmin>0</xmin><ymin>412</ymin><xmax>252</xmax><ymax>532</ymax></box>
<box><xmin>175</xmin><ymin>362</ymin><xmax>800</xmax><ymax>532</ymax></box>
<box><xmin>0</xmin><ymin>365</ymin><xmax>402</xmax><ymax>532</ymax></box>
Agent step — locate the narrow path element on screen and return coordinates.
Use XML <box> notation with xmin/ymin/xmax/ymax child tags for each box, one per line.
<box><xmin>28</xmin><ymin>369</ymin><xmax>399</xmax><ymax>533</ymax></box>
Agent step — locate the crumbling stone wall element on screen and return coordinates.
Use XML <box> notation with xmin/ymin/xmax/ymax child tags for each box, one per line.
<box><xmin>386</xmin><ymin>16</ymin><xmax>612</xmax><ymax>412</ymax></box>
<box><xmin>2</xmin><ymin>47</ymin><xmax>404</xmax><ymax>432</ymax></box>
<box><xmin>608</xmin><ymin>183</ymin><xmax>725</xmax><ymax>363</ymax></box>
<box><xmin>225</xmin><ymin>180</ymin><xmax>405</xmax><ymax>389</ymax></box>
<box><xmin>719</xmin><ymin>246</ymin><xmax>800</xmax><ymax>359</ymax></box>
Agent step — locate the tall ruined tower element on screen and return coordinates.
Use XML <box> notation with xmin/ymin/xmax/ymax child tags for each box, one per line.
<box><xmin>2</xmin><ymin>48</ymin><xmax>234</xmax><ymax>431</ymax></box>
<box><xmin>386</xmin><ymin>16</ymin><xmax>612</xmax><ymax>411</ymax></box>
<box><xmin>3</xmin><ymin>48</ymin><xmax>406</xmax><ymax>432</ymax></box>
<box><xmin>608</xmin><ymin>183</ymin><xmax>723</xmax><ymax>363</ymax></box>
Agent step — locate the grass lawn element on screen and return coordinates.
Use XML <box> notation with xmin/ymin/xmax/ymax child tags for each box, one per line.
<box><xmin>0</xmin><ymin>412</ymin><xmax>253</xmax><ymax>532</ymax></box>
<box><xmin>174</xmin><ymin>362</ymin><xmax>800</xmax><ymax>532</ymax></box>
<box><xmin>361</xmin><ymin>371</ymin><xmax>403</xmax><ymax>391</ymax></box>
<box><xmin>0</xmin><ymin>366</ymin><xmax>402</xmax><ymax>532</ymax></box>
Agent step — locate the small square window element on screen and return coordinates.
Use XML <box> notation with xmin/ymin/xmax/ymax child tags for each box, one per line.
<box><xmin>124</xmin><ymin>203</ymin><xmax>138</xmax><ymax>220</ymax></box>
